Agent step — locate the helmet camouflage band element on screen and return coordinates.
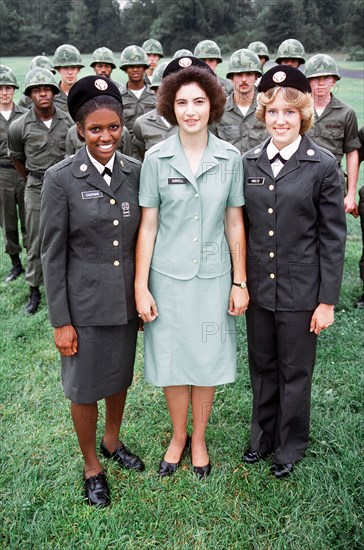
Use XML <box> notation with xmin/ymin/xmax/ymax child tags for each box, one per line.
<box><xmin>53</xmin><ymin>44</ymin><xmax>84</xmax><ymax>69</ymax></box>
<box><xmin>120</xmin><ymin>45</ymin><xmax>149</xmax><ymax>70</ymax></box>
<box><xmin>173</xmin><ymin>49</ymin><xmax>193</xmax><ymax>59</ymax></box>
<box><xmin>247</xmin><ymin>41</ymin><xmax>270</xmax><ymax>61</ymax></box>
<box><xmin>24</xmin><ymin>67</ymin><xmax>60</xmax><ymax>97</ymax></box>
<box><xmin>226</xmin><ymin>48</ymin><xmax>262</xmax><ymax>78</ymax></box>
<box><xmin>0</xmin><ymin>65</ymin><xmax>19</xmax><ymax>88</ymax></box>
<box><xmin>90</xmin><ymin>47</ymin><xmax>117</xmax><ymax>69</ymax></box>
<box><xmin>304</xmin><ymin>53</ymin><xmax>341</xmax><ymax>80</ymax></box>
<box><xmin>275</xmin><ymin>39</ymin><xmax>306</xmax><ymax>64</ymax></box>
<box><xmin>30</xmin><ymin>56</ymin><xmax>56</xmax><ymax>74</ymax></box>
<box><xmin>150</xmin><ymin>61</ymin><xmax>168</xmax><ymax>89</ymax></box>
<box><xmin>194</xmin><ymin>40</ymin><xmax>222</xmax><ymax>63</ymax></box>
<box><xmin>142</xmin><ymin>39</ymin><xmax>164</xmax><ymax>57</ymax></box>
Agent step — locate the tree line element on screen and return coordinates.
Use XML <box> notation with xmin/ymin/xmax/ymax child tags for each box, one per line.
<box><xmin>1</xmin><ymin>0</ymin><xmax>363</xmax><ymax>57</ymax></box>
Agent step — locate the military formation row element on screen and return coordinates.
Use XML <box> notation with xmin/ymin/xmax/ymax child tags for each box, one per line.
<box><xmin>0</xmin><ymin>37</ymin><xmax>363</xmax><ymax>314</ymax></box>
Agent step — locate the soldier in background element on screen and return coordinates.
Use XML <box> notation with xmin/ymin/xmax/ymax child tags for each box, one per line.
<box><xmin>142</xmin><ymin>39</ymin><xmax>164</xmax><ymax>84</ymax></box>
<box><xmin>0</xmin><ymin>66</ymin><xmax>28</xmax><ymax>282</ymax></box>
<box><xmin>90</xmin><ymin>47</ymin><xmax>125</xmax><ymax>94</ymax></box>
<box><xmin>275</xmin><ymin>38</ymin><xmax>306</xmax><ymax>68</ymax></box>
<box><xmin>8</xmin><ymin>68</ymin><xmax>72</xmax><ymax>314</ymax></box>
<box><xmin>173</xmin><ymin>49</ymin><xmax>193</xmax><ymax>59</ymax></box>
<box><xmin>247</xmin><ymin>41</ymin><xmax>270</xmax><ymax>70</ymax></box>
<box><xmin>119</xmin><ymin>45</ymin><xmax>156</xmax><ymax>158</ymax></box>
<box><xmin>19</xmin><ymin>55</ymin><xmax>56</xmax><ymax>109</ymax></box>
<box><xmin>213</xmin><ymin>49</ymin><xmax>268</xmax><ymax>154</ymax></box>
<box><xmin>305</xmin><ymin>54</ymin><xmax>360</xmax><ymax>216</ymax></box>
<box><xmin>194</xmin><ymin>40</ymin><xmax>233</xmax><ymax>96</ymax></box>
<box><xmin>132</xmin><ymin>62</ymin><xmax>178</xmax><ymax>160</ymax></box>
<box><xmin>53</xmin><ymin>44</ymin><xmax>84</xmax><ymax>112</ymax></box>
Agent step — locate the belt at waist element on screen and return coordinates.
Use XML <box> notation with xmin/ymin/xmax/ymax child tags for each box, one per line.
<box><xmin>29</xmin><ymin>171</ymin><xmax>45</xmax><ymax>180</ymax></box>
<box><xmin>0</xmin><ymin>162</ymin><xmax>15</xmax><ymax>169</ymax></box>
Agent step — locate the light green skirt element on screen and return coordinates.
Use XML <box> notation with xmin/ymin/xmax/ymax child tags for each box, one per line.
<box><xmin>144</xmin><ymin>270</ymin><xmax>237</xmax><ymax>386</ymax></box>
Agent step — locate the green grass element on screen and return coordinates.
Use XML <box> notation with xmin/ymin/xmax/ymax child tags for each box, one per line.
<box><xmin>0</xmin><ymin>61</ymin><xmax>363</xmax><ymax>549</ymax></box>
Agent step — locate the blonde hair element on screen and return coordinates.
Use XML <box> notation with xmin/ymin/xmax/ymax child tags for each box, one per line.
<box><xmin>256</xmin><ymin>87</ymin><xmax>314</xmax><ymax>134</ymax></box>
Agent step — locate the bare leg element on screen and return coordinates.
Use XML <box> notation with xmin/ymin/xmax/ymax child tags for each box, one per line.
<box><xmin>71</xmin><ymin>401</ymin><xmax>102</xmax><ymax>478</ymax></box>
<box><xmin>102</xmin><ymin>389</ymin><xmax>128</xmax><ymax>452</ymax></box>
<box><xmin>163</xmin><ymin>385</ymin><xmax>190</xmax><ymax>462</ymax></box>
<box><xmin>191</xmin><ymin>386</ymin><xmax>216</xmax><ymax>467</ymax></box>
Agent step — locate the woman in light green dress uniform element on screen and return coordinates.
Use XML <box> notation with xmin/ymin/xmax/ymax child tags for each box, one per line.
<box><xmin>135</xmin><ymin>57</ymin><xmax>249</xmax><ymax>478</ymax></box>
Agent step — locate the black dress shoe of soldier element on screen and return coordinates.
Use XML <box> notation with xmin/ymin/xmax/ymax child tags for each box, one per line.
<box><xmin>158</xmin><ymin>435</ymin><xmax>191</xmax><ymax>477</ymax></box>
<box><xmin>25</xmin><ymin>286</ymin><xmax>41</xmax><ymax>315</ymax></box>
<box><xmin>84</xmin><ymin>471</ymin><xmax>110</xmax><ymax>506</ymax></box>
<box><xmin>270</xmin><ymin>462</ymin><xmax>295</xmax><ymax>479</ymax></box>
<box><xmin>243</xmin><ymin>448</ymin><xmax>270</xmax><ymax>464</ymax></box>
<box><xmin>5</xmin><ymin>263</ymin><xmax>24</xmax><ymax>282</ymax></box>
<box><xmin>100</xmin><ymin>438</ymin><xmax>145</xmax><ymax>472</ymax></box>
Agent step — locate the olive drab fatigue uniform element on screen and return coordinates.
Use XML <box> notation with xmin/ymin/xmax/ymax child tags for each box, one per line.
<box><xmin>213</xmin><ymin>92</ymin><xmax>268</xmax><ymax>154</ymax></box>
<box><xmin>53</xmin><ymin>86</ymin><xmax>69</xmax><ymax>112</ymax></box>
<box><xmin>217</xmin><ymin>75</ymin><xmax>233</xmax><ymax>96</ymax></box>
<box><xmin>307</xmin><ymin>94</ymin><xmax>361</xmax><ymax>190</ymax></box>
<box><xmin>65</xmin><ymin>124</ymin><xmax>134</xmax><ymax>158</ymax></box>
<box><xmin>7</xmin><ymin>106</ymin><xmax>72</xmax><ymax>287</ymax></box>
<box><xmin>132</xmin><ymin>108</ymin><xmax>178</xmax><ymax>160</ymax></box>
<box><xmin>243</xmin><ymin>135</ymin><xmax>346</xmax><ymax>463</ymax></box>
<box><xmin>0</xmin><ymin>104</ymin><xmax>28</xmax><ymax>256</ymax></box>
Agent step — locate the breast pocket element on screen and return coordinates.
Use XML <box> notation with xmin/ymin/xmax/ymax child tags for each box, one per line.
<box><xmin>216</xmin><ymin>124</ymin><xmax>241</xmax><ymax>142</ymax></box>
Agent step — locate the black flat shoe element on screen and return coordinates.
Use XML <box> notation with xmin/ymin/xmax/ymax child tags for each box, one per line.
<box><xmin>84</xmin><ymin>471</ymin><xmax>110</xmax><ymax>506</ymax></box>
<box><xmin>243</xmin><ymin>448</ymin><xmax>270</xmax><ymax>464</ymax></box>
<box><xmin>158</xmin><ymin>434</ymin><xmax>190</xmax><ymax>477</ymax></box>
<box><xmin>100</xmin><ymin>438</ymin><xmax>145</xmax><ymax>472</ymax></box>
<box><xmin>193</xmin><ymin>462</ymin><xmax>211</xmax><ymax>479</ymax></box>
<box><xmin>270</xmin><ymin>462</ymin><xmax>295</xmax><ymax>479</ymax></box>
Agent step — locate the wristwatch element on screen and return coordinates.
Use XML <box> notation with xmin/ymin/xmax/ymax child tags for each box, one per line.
<box><xmin>233</xmin><ymin>281</ymin><xmax>247</xmax><ymax>289</ymax></box>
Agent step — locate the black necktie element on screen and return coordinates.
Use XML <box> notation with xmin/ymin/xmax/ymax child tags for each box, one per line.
<box><xmin>101</xmin><ymin>166</ymin><xmax>112</xmax><ymax>178</ymax></box>
<box><xmin>270</xmin><ymin>152</ymin><xmax>286</xmax><ymax>165</ymax></box>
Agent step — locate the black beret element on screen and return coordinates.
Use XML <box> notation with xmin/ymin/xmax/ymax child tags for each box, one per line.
<box><xmin>162</xmin><ymin>56</ymin><xmax>215</xmax><ymax>78</ymax></box>
<box><xmin>258</xmin><ymin>65</ymin><xmax>311</xmax><ymax>94</ymax></box>
<box><xmin>67</xmin><ymin>75</ymin><xmax>123</xmax><ymax>121</ymax></box>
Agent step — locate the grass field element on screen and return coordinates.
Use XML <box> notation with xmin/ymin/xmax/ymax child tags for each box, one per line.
<box><xmin>0</xmin><ymin>57</ymin><xmax>363</xmax><ymax>549</ymax></box>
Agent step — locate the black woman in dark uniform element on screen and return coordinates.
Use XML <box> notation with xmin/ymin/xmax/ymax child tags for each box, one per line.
<box><xmin>40</xmin><ymin>76</ymin><xmax>144</xmax><ymax>506</ymax></box>
<box><xmin>242</xmin><ymin>66</ymin><xmax>346</xmax><ymax>478</ymax></box>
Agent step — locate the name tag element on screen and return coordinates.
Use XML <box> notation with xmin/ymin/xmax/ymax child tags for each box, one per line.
<box><xmin>81</xmin><ymin>191</ymin><xmax>104</xmax><ymax>199</ymax></box>
<box><xmin>247</xmin><ymin>177</ymin><xmax>265</xmax><ymax>185</ymax></box>
<box><xmin>168</xmin><ymin>177</ymin><xmax>187</xmax><ymax>185</ymax></box>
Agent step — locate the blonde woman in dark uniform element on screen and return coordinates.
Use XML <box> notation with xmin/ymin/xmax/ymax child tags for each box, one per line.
<box><xmin>40</xmin><ymin>76</ymin><xmax>144</xmax><ymax>506</ymax></box>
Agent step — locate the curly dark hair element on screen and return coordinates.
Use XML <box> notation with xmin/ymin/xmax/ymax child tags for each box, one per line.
<box><xmin>157</xmin><ymin>66</ymin><xmax>226</xmax><ymax>126</ymax></box>
<box><xmin>75</xmin><ymin>96</ymin><xmax>123</xmax><ymax>141</ymax></box>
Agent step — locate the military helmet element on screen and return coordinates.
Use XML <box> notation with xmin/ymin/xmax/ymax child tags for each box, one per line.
<box><xmin>247</xmin><ymin>41</ymin><xmax>270</xmax><ymax>61</ymax></box>
<box><xmin>150</xmin><ymin>61</ymin><xmax>169</xmax><ymax>89</ymax></box>
<box><xmin>30</xmin><ymin>55</ymin><xmax>56</xmax><ymax>74</ymax></box>
<box><xmin>142</xmin><ymin>39</ymin><xmax>164</xmax><ymax>57</ymax></box>
<box><xmin>226</xmin><ymin>48</ymin><xmax>262</xmax><ymax>78</ymax></box>
<box><xmin>304</xmin><ymin>53</ymin><xmax>341</xmax><ymax>81</ymax></box>
<box><xmin>173</xmin><ymin>48</ymin><xmax>193</xmax><ymax>59</ymax></box>
<box><xmin>120</xmin><ymin>45</ymin><xmax>149</xmax><ymax>70</ymax></box>
<box><xmin>0</xmin><ymin>65</ymin><xmax>19</xmax><ymax>88</ymax></box>
<box><xmin>194</xmin><ymin>40</ymin><xmax>222</xmax><ymax>63</ymax></box>
<box><xmin>90</xmin><ymin>47</ymin><xmax>116</xmax><ymax>69</ymax></box>
<box><xmin>24</xmin><ymin>68</ymin><xmax>60</xmax><ymax>97</ymax></box>
<box><xmin>53</xmin><ymin>44</ymin><xmax>84</xmax><ymax>69</ymax></box>
<box><xmin>275</xmin><ymin>39</ymin><xmax>306</xmax><ymax>65</ymax></box>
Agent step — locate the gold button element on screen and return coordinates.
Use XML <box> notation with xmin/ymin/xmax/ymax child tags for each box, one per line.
<box><xmin>113</xmin><ymin>220</ymin><xmax>119</xmax><ymax>226</ymax></box>
<box><xmin>269</xmin><ymin>230</ymin><xmax>274</xmax><ymax>236</ymax></box>
<box><xmin>110</xmin><ymin>198</ymin><xmax>116</xmax><ymax>205</ymax></box>
<box><xmin>268</xmin><ymin>208</ymin><xmax>273</xmax><ymax>214</ymax></box>
<box><xmin>269</xmin><ymin>252</ymin><xmax>274</xmax><ymax>258</ymax></box>
<box><xmin>269</xmin><ymin>184</ymin><xmax>274</xmax><ymax>191</ymax></box>
<box><xmin>113</xmin><ymin>240</ymin><xmax>119</xmax><ymax>246</ymax></box>
<box><xmin>114</xmin><ymin>260</ymin><xmax>120</xmax><ymax>267</ymax></box>
<box><xmin>270</xmin><ymin>273</ymin><xmax>275</xmax><ymax>279</ymax></box>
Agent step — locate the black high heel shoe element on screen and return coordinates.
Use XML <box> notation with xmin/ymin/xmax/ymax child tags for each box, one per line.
<box><xmin>158</xmin><ymin>434</ymin><xmax>191</xmax><ymax>477</ymax></box>
<box><xmin>193</xmin><ymin>462</ymin><xmax>211</xmax><ymax>479</ymax></box>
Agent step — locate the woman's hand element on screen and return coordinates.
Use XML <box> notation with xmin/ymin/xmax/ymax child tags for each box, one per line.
<box><xmin>54</xmin><ymin>325</ymin><xmax>78</xmax><ymax>356</ymax></box>
<box><xmin>310</xmin><ymin>304</ymin><xmax>335</xmax><ymax>335</ymax></box>
<box><xmin>136</xmin><ymin>288</ymin><xmax>159</xmax><ymax>323</ymax></box>
<box><xmin>228</xmin><ymin>286</ymin><xmax>249</xmax><ymax>316</ymax></box>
